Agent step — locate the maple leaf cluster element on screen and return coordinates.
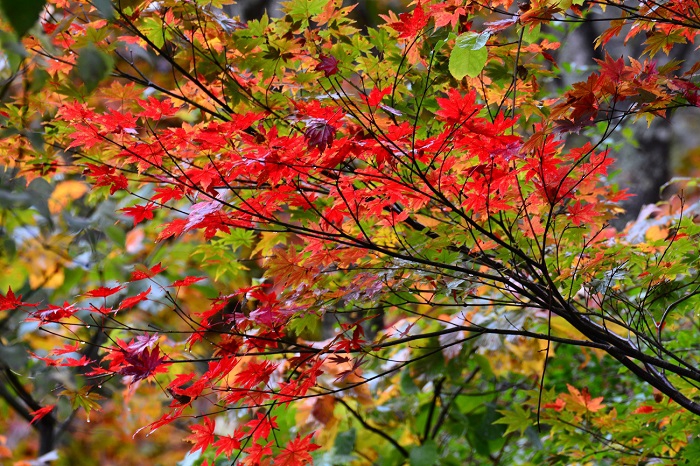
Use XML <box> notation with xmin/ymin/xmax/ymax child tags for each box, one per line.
<box><xmin>3</xmin><ymin>0</ymin><xmax>700</xmax><ymax>464</ymax></box>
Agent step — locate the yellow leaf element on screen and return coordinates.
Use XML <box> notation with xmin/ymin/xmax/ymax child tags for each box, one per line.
<box><xmin>413</xmin><ymin>214</ymin><xmax>441</xmax><ymax>228</ymax></box>
<box><xmin>249</xmin><ymin>231</ymin><xmax>287</xmax><ymax>258</ymax></box>
<box><xmin>29</xmin><ymin>264</ymin><xmax>64</xmax><ymax>289</ymax></box>
<box><xmin>591</xmin><ymin>407</ymin><xmax>618</xmax><ymax>430</ymax></box>
<box><xmin>645</xmin><ymin>225</ymin><xmax>666</xmax><ymax>242</ymax></box>
<box><xmin>48</xmin><ymin>181</ymin><xmax>88</xmax><ymax>214</ymax></box>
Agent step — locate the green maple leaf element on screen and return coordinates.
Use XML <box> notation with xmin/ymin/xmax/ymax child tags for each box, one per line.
<box><xmin>449</xmin><ymin>31</ymin><xmax>490</xmax><ymax>79</ymax></box>
<box><xmin>494</xmin><ymin>405</ymin><xmax>532</xmax><ymax>436</ymax></box>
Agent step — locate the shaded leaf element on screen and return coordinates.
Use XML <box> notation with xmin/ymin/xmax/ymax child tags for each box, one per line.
<box><xmin>0</xmin><ymin>0</ymin><xmax>45</xmax><ymax>37</ymax></box>
<box><xmin>76</xmin><ymin>44</ymin><xmax>115</xmax><ymax>94</ymax></box>
<box><xmin>316</xmin><ymin>54</ymin><xmax>339</xmax><ymax>77</ymax></box>
<box><xmin>410</xmin><ymin>441</ymin><xmax>438</xmax><ymax>466</ymax></box>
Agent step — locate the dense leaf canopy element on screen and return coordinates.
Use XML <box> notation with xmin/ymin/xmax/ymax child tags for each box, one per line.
<box><xmin>1</xmin><ymin>0</ymin><xmax>700</xmax><ymax>464</ymax></box>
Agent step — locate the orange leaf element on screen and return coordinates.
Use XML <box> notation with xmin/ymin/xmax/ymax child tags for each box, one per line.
<box><xmin>48</xmin><ymin>180</ymin><xmax>88</xmax><ymax>214</ymax></box>
<box><xmin>564</xmin><ymin>384</ymin><xmax>606</xmax><ymax>413</ymax></box>
<box><xmin>633</xmin><ymin>405</ymin><xmax>655</xmax><ymax>414</ymax></box>
<box><xmin>543</xmin><ymin>398</ymin><xmax>566</xmax><ymax>412</ymax></box>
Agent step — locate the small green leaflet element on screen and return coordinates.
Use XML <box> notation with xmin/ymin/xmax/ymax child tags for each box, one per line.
<box><xmin>0</xmin><ymin>0</ymin><xmax>46</xmax><ymax>38</ymax></box>
<box><xmin>449</xmin><ymin>31</ymin><xmax>490</xmax><ymax>80</ymax></box>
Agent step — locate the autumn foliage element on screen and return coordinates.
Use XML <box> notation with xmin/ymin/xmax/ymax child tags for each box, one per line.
<box><xmin>2</xmin><ymin>0</ymin><xmax>700</xmax><ymax>464</ymax></box>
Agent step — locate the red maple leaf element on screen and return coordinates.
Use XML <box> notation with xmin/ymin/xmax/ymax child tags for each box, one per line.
<box><xmin>60</xmin><ymin>355</ymin><xmax>92</xmax><ymax>367</ymax></box>
<box><xmin>567</xmin><ymin>201</ymin><xmax>598</xmax><ymax>226</ymax></box>
<box><xmin>84</xmin><ymin>285</ymin><xmax>125</xmax><ymax>298</ymax></box>
<box><xmin>137</xmin><ymin>96</ymin><xmax>179</xmax><ymax>120</ymax></box>
<box><xmin>169</xmin><ymin>372</ymin><xmax>196</xmax><ymax>390</ymax></box>
<box><xmin>428</xmin><ymin>0</ymin><xmax>467</xmax><ymax>29</ymax></box>
<box><xmin>242</xmin><ymin>441</ymin><xmax>273</xmax><ymax>466</ymax></box>
<box><xmin>121</xmin><ymin>203</ymin><xmax>156</xmax><ymax>226</ymax></box>
<box><xmin>66</xmin><ymin>123</ymin><xmax>103</xmax><ymax>149</ymax></box>
<box><xmin>670</xmin><ymin>78</ymin><xmax>700</xmax><ymax>106</ymax></box>
<box><xmin>30</xmin><ymin>352</ymin><xmax>64</xmax><ymax>367</ymax></box>
<box><xmin>119</xmin><ymin>345</ymin><xmax>166</xmax><ymax>381</ymax></box>
<box><xmin>151</xmin><ymin>186</ymin><xmax>184</xmax><ymax>204</ymax></box>
<box><xmin>245</xmin><ymin>412</ymin><xmax>279</xmax><ymax>441</ymax></box>
<box><xmin>543</xmin><ymin>398</ymin><xmax>566</xmax><ymax>412</ymax></box>
<box><xmin>50</xmin><ymin>342</ymin><xmax>82</xmax><ymax>356</ymax></box>
<box><xmin>185</xmin><ymin>416</ymin><xmax>216</xmax><ymax>453</ymax></box>
<box><xmin>139</xmin><ymin>408</ymin><xmax>186</xmax><ymax>436</ymax></box>
<box><xmin>234</xmin><ymin>360</ymin><xmax>278</xmax><ymax>389</ymax></box>
<box><xmin>96</xmin><ymin>109</ymin><xmax>137</xmax><ymax>134</ymax></box>
<box><xmin>119</xmin><ymin>287</ymin><xmax>151</xmax><ymax>310</ymax></box>
<box><xmin>596</xmin><ymin>53</ymin><xmax>634</xmax><ymax>83</ymax></box>
<box><xmin>0</xmin><ymin>287</ymin><xmax>37</xmax><ymax>311</ymax></box>
<box><xmin>435</xmin><ymin>89</ymin><xmax>481</xmax><ymax>124</ymax></box>
<box><xmin>130</xmin><ymin>262</ymin><xmax>166</xmax><ymax>281</ymax></box>
<box><xmin>34</xmin><ymin>302</ymin><xmax>80</xmax><ymax>322</ymax></box>
<box><xmin>29</xmin><ymin>405</ymin><xmax>55</xmax><ymax>424</ymax></box>
<box><xmin>388</xmin><ymin>2</ymin><xmax>428</xmax><ymax>39</ymax></box>
<box><xmin>157</xmin><ymin>218</ymin><xmax>188</xmax><ymax>241</ymax></box>
<box><xmin>58</xmin><ymin>101</ymin><xmax>94</xmax><ymax>121</ymax></box>
<box><xmin>315</xmin><ymin>54</ymin><xmax>339</xmax><ymax>77</ymax></box>
<box><xmin>273</xmin><ymin>433</ymin><xmax>321</xmax><ymax>466</ymax></box>
<box><xmin>362</xmin><ymin>86</ymin><xmax>392</xmax><ymax>107</ymax></box>
<box><xmin>304</xmin><ymin>118</ymin><xmax>336</xmax><ymax>153</ymax></box>
<box><xmin>169</xmin><ymin>276</ymin><xmax>205</xmax><ymax>287</ymax></box>
<box><xmin>84</xmin><ymin>163</ymin><xmax>129</xmax><ymax>194</ymax></box>
<box><xmin>213</xmin><ymin>429</ymin><xmax>244</xmax><ymax>457</ymax></box>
